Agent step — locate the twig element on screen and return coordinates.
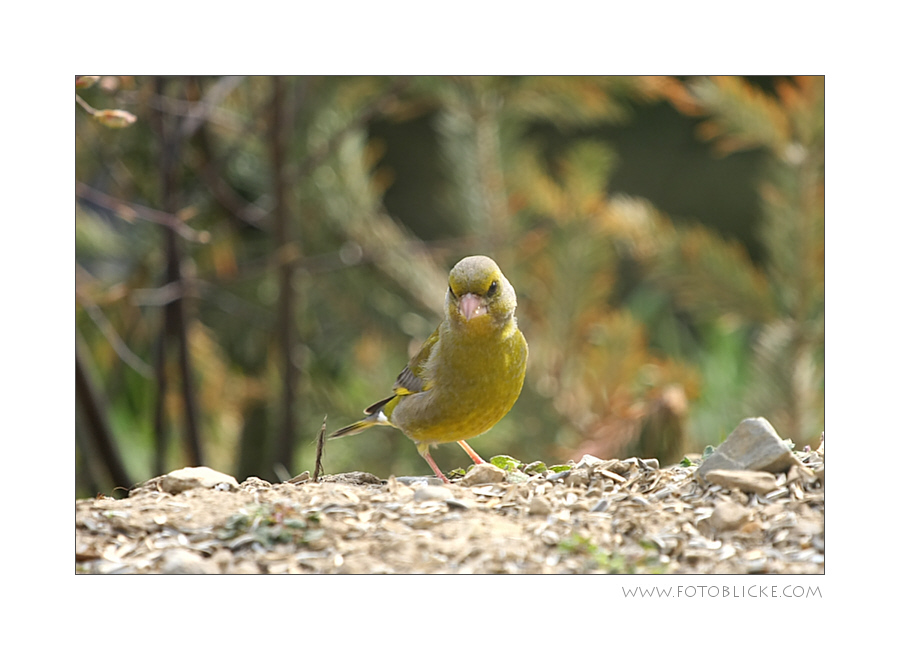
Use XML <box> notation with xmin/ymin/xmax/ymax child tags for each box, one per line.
<box><xmin>314</xmin><ymin>416</ymin><xmax>327</xmax><ymax>482</ymax></box>
<box><xmin>76</xmin><ymin>182</ymin><xmax>210</xmax><ymax>243</ymax></box>
<box><xmin>76</xmin><ymin>290</ymin><xmax>154</xmax><ymax>378</ymax></box>
<box><xmin>75</xmin><ymin>93</ymin><xmax>96</xmax><ymax>115</ymax></box>
<box><xmin>180</xmin><ymin>75</ymin><xmax>246</xmax><ymax>139</ymax></box>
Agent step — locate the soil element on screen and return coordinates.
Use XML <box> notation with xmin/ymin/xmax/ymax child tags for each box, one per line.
<box><xmin>75</xmin><ymin>452</ymin><xmax>824</xmax><ymax>575</ymax></box>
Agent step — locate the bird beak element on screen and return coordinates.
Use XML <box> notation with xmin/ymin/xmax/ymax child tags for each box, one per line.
<box><xmin>459</xmin><ymin>293</ymin><xmax>487</xmax><ymax>321</ymax></box>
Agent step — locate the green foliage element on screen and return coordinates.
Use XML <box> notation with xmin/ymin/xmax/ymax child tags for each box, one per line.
<box><xmin>556</xmin><ymin>532</ymin><xmax>666</xmax><ymax>574</ymax></box>
<box><xmin>218</xmin><ymin>503</ymin><xmax>324</xmax><ymax>548</ymax></box>
<box><xmin>489</xmin><ymin>455</ymin><xmax>523</xmax><ymax>472</ymax></box>
<box><xmin>75</xmin><ymin>76</ymin><xmax>824</xmax><ymax>496</ymax></box>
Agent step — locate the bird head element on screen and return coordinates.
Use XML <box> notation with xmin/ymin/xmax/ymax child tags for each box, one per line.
<box><xmin>445</xmin><ymin>255</ymin><xmax>517</xmax><ymax>329</ymax></box>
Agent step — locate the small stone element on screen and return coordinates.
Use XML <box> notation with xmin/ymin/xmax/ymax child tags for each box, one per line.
<box><xmin>705</xmin><ymin>469</ymin><xmax>779</xmax><ymax>496</ymax></box>
<box><xmin>576</xmin><ymin>454</ymin><xmax>603</xmax><ymax>469</ymax></box>
<box><xmin>414</xmin><ymin>485</ymin><xmax>454</xmax><ymax>502</ymax></box>
<box><xmin>564</xmin><ymin>468</ymin><xmax>590</xmax><ymax>487</ymax></box>
<box><xmin>241</xmin><ymin>476</ymin><xmax>273</xmax><ymax>491</ymax></box>
<box><xmin>325</xmin><ymin>471</ymin><xmax>384</xmax><ymax>485</ymax></box>
<box><xmin>605</xmin><ymin>460</ymin><xmax>633</xmax><ymax>476</ymax></box>
<box><xmin>458</xmin><ymin>463</ymin><xmax>506</xmax><ymax>486</ymax></box>
<box><xmin>386</xmin><ymin>477</ymin><xmax>415</xmax><ymax>499</ymax></box>
<box><xmin>698</xmin><ymin>417</ymin><xmax>794</xmax><ymax>480</ymax></box>
<box><xmin>528</xmin><ymin>496</ymin><xmax>553</xmax><ymax>516</ymax></box>
<box><xmin>709</xmin><ymin>501</ymin><xmax>751</xmax><ymax>532</ymax></box>
<box><xmin>396</xmin><ymin>476</ymin><xmax>444</xmax><ymax>487</ymax></box>
<box><xmin>158</xmin><ymin>548</ymin><xmax>220</xmax><ymax>575</ymax></box>
<box><xmin>159</xmin><ymin>467</ymin><xmax>239</xmax><ymax>494</ymax></box>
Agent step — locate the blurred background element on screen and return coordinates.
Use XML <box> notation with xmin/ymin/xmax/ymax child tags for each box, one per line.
<box><xmin>75</xmin><ymin>76</ymin><xmax>824</xmax><ymax>497</ymax></box>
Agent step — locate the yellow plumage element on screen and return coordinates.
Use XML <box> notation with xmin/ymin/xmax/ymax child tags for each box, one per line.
<box><xmin>331</xmin><ymin>255</ymin><xmax>528</xmax><ymax>483</ymax></box>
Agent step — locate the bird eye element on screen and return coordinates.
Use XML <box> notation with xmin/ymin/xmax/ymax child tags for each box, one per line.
<box><xmin>448</xmin><ymin>284</ymin><xmax>456</xmax><ymax>299</ymax></box>
<box><xmin>486</xmin><ymin>280</ymin><xmax>498</xmax><ymax>297</ymax></box>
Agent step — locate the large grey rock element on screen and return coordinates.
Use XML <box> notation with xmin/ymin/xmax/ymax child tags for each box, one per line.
<box><xmin>699</xmin><ymin>417</ymin><xmax>794</xmax><ymax>481</ymax></box>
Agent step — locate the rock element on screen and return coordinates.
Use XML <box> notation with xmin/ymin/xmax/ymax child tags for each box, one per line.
<box><xmin>705</xmin><ymin>469</ymin><xmax>779</xmax><ymax>496</ymax></box>
<box><xmin>576</xmin><ymin>454</ymin><xmax>603</xmax><ymax>469</ymax></box>
<box><xmin>396</xmin><ymin>476</ymin><xmax>444</xmax><ymax>487</ymax></box>
<box><xmin>528</xmin><ymin>496</ymin><xmax>553</xmax><ymax>516</ymax></box>
<box><xmin>564</xmin><ymin>468</ymin><xmax>590</xmax><ymax>487</ymax></box>
<box><xmin>414</xmin><ymin>485</ymin><xmax>454</xmax><ymax>502</ymax></box>
<box><xmin>241</xmin><ymin>476</ymin><xmax>273</xmax><ymax>491</ymax></box>
<box><xmin>708</xmin><ymin>501</ymin><xmax>751</xmax><ymax>532</ymax></box>
<box><xmin>159</xmin><ymin>467</ymin><xmax>239</xmax><ymax>495</ymax></box>
<box><xmin>458</xmin><ymin>463</ymin><xmax>506</xmax><ymax>486</ymax></box>
<box><xmin>322</xmin><ymin>471</ymin><xmax>384</xmax><ymax>485</ymax></box>
<box><xmin>159</xmin><ymin>548</ymin><xmax>220</xmax><ymax>574</ymax></box>
<box><xmin>698</xmin><ymin>417</ymin><xmax>794</xmax><ymax>480</ymax></box>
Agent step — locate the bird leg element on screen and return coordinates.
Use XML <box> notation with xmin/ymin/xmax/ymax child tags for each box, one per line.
<box><xmin>417</xmin><ymin>445</ymin><xmax>451</xmax><ymax>484</ymax></box>
<box><xmin>457</xmin><ymin>439</ymin><xmax>486</xmax><ymax>464</ymax></box>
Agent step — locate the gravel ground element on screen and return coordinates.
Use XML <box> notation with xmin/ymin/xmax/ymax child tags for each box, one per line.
<box><xmin>75</xmin><ymin>448</ymin><xmax>824</xmax><ymax>575</ymax></box>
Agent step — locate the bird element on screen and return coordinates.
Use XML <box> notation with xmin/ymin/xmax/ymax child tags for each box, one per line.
<box><xmin>330</xmin><ymin>255</ymin><xmax>528</xmax><ymax>483</ymax></box>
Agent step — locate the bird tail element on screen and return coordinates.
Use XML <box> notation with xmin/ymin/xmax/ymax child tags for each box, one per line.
<box><xmin>330</xmin><ymin>418</ymin><xmax>379</xmax><ymax>439</ymax></box>
<box><xmin>330</xmin><ymin>395</ymin><xmax>395</xmax><ymax>439</ymax></box>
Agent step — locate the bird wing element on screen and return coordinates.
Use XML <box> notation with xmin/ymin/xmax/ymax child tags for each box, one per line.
<box><xmin>391</xmin><ymin>324</ymin><xmax>440</xmax><ymax>396</ymax></box>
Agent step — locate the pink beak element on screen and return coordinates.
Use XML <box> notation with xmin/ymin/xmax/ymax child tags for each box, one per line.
<box><xmin>459</xmin><ymin>293</ymin><xmax>487</xmax><ymax>321</ymax></box>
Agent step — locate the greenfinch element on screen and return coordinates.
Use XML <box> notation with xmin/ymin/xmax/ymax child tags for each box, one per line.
<box><xmin>331</xmin><ymin>255</ymin><xmax>528</xmax><ymax>483</ymax></box>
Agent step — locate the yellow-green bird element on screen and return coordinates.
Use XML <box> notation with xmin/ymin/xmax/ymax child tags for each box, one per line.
<box><xmin>331</xmin><ymin>255</ymin><xmax>528</xmax><ymax>483</ymax></box>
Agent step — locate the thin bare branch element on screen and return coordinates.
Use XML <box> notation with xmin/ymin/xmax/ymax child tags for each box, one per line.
<box><xmin>76</xmin><ymin>292</ymin><xmax>154</xmax><ymax>378</ymax></box>
<box><xmin>180</xmin><ymin>76</ymin><xmax>246</xmax><ymax>139</ymax></box>
<box><xmin>76</xmin><ymin>182</ymin><xmax>210</xmax><ymax>243</ymax></box>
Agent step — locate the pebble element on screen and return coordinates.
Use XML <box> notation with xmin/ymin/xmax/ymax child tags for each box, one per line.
<box><xmin>158</xmin><ymin>548</ymin><xmax>220</xmax><ymax>574</ymax></box>
<box><xmin>458</xmin><ymin>463</ymin><xmax>506</xmax><ymax>486</ymax></box>
<box><xmin>576</xmin><ymin>454</ymin><xmax>603</xmax><ymax>468</ymax></box>
<box><xmin>396</xmin><ymin>476</ymin><xmax>445</xmax><ymax>487</ymax></box>
<box><xmin>528</xmin><ymin>496</ymin><xmax>553</xmax><ymax>516</ymax></box>
<box><xmin>414</xmin><ymin>485</ymin><xmax>455</xmax><ymax>502</ymax></box>
<box><xmin>709</xmin><ymin>501</ymin><xmax>751</xmax><ymax>533</ymax></box>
